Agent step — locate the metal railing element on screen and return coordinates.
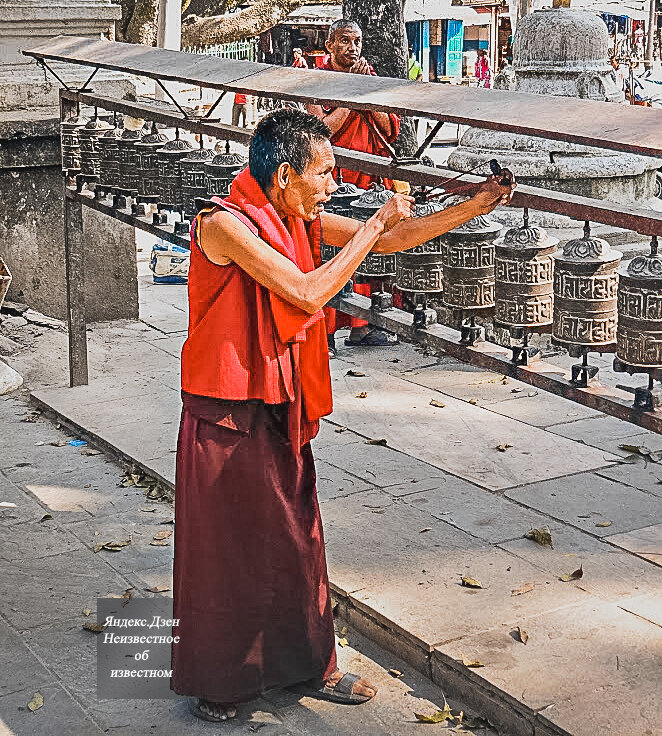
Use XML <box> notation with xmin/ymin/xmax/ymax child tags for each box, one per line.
<box><xmin>184</xmin><ymin>40</ymin><xmax>258</xmax><ymax>63</ymax></box>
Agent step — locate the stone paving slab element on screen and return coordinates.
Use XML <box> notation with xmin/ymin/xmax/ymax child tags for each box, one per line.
<box><xmin>0</xmin><ymin>619</ymin><xmax>57</xmax><ymax>697</ymax></box>
<box><xmin>0</xmin><ymin>518</ymin><xmax>84</xmax><ymax>562</ymax></box>
<box><xmin>434</xmin><ymin>600</ymin><xmax>662</xmax><ymax>721</ymax></box>
<box><xmin>595</xmin><ymin>456</ymin><xmax>662</xmax><ymax>499</ymax></box>
<box><xmin>605</xmin><ymin>523</ymin><xmax>662</xmax><ymax>566</ymax></box>
<box><xmin>505</xmin><ymin>473</ymin><xmax>662</xmax><ymax>538</ymax></box>
<box><xmin>0</xmin><ymin>549</ymin><xmax>131</xmax><ymax>630</ymax></box>
<box><xmin>322</xmin><ymin>489</ymin><xmax>590</xmax><ymax>649</ymax></box>
<box><xmin>328</xmin><ymin>363</ymin><xmax>617</xmax><ymax>491</ymax></box>
<box><xmin>0</xmin><ymin>683</ymin><xmax>103</xmax><ymax>736</ymax></box>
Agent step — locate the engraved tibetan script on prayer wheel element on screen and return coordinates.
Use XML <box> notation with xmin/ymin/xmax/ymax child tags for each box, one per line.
<box><xmin>157</xmin><ymin>132</ymin><xmax>194</xmax><ymax>209</ymax></box>
<box><xmin>616</xmin><ymin>239</ymin><xmax>662</xmax><ymax>369</ymax></box>
<box><xmin>117</xmin><ymin>128</ymin><xmax>143</xmax><ymax>194</ymax></box>
<box><xmin>395</xmin><ymin>199</ymin><xmax>446</xmax><ymax>298</ymax></box>
<box><xmin>552</xmin><ymin>225</ymin><xmax>621</xmax><ymax>352</ymax></box>
<box><xmin>136</xmin><ymin>123</ymin><xmax>168</xmax><ymax>201</ymax></box>
<box><xmin>181</xmin><ymin>146</ymin><xmax>215</xmax><ymax>220</ymax></box>
<box><xmin>97</xmin><ymin>122</ymin><xmax>123</xmax><ymax>190</ymax></box>
<box><xmin>205</xmin><ymin>148</ymin><xmax>246</xmax><ymax>199</ymax></box>
<box><xmin>441</xmin><ymin>199</ymin><xmax>501</xmax><ymax>310</ymax></box>
<box><xmin>60</xmin><ymin>114</ymin><xmax>89</xmax><ymax>175</ymax></box>
<box><xmin>494</xmin><ymin>219</ymin><xmax>557</xmax><ymax>330</ymax></box>
<box><xmin>349</xmin><ymin>183</ymin><xmax>396</xmax><ymax>278</ymax></box>
<box><xmin>78</xmin><ymin>116</ymin><xmax>112</xmax><ymax>179</ymax></box>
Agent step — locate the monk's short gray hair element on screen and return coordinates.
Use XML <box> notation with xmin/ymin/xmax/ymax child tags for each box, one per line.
<box><xmin>327</xmin><ymin>19</ymin><xmax>361</xmax><ymax>43</ymax></box>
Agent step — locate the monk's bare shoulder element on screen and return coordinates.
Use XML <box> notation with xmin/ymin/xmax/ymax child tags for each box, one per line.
<box><xmin>198</xmin><ymin>209</ymin><xmax>250</xmax><ymax>266</ymax></box>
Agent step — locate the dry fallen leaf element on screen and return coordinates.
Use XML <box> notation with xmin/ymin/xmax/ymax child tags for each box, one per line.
<box><xmin>496</xmin><ymin>443</ymin><xmax>513</xmax><ymax>452</ymax></box>
<box><xmin>595</xmin><ymin>521</ymin><xmax>613</xmax><ymax>528</ymax></box>
<box><xmin>49</xmin><ymin>440</ymin><xmax>68</xmax><ymax>447</ymax></box>
<box><xmin>338</xmin><ymin>637</ymin><xmax>349</xmax><ymax>647</ymax></box>
<box><xmin>515</xmin><ymin>627</ymin><xmax>529</xmax><ymax>644</ymax></box>
<box><xmin>414</xmin><ymin>704</ymin><xmax>454</xmax><ymax>723</ymax></box>
<box><xmin>525</xmin><ymin>526</ymin><xmax>554</xmax><ymax>548</ymax></box>
<box><xmin>0</xmin><ymin>501</ymin><xmax>17</xmax><ymax>508</ymax></box>
<box><xmin>468</xmin><ymin>398</ymin><xmax>478</xmax><ymax>405</ymax></box>
<box><xmin>83</xmin><ymin>621</ymin><xmax>106</xmax><ymax>633</ymax></box>
<box><xmin>346</xmin><ymin>370</ymin><xmax>366</xmax><ymax>377</ymax></box>
<box><xmin>462</xmin><ymin>658</ymin><xmax>485</xmax><ymax>668</ymax></box>
<box><xmin>365</xmin><ymin>438</ymin><xmax>388</xmax><ymax>446</ymax></box>
<box><xmin>355</xmin><ymin>392</ymin><xmax>368</xmax><ymax>399</ymax></box>
<box><xmin>429</xmin><ymin>399</ymin><xmax>446</xmax><ymax>408</ymax></box>
<box><xmin>462</xmin><ymin>715</ymin><xmax>493</xmax><ymax>729</ymax></box>
<box><xmin>145</xmin><ymin>584</ymin><xmax>171</xmax><ymax>593</ymax></box>
<box><xmin>121</xmin><ymin>588</ymin><xmax>133</xmax><ymax>606</ymax></box>
<box><xmin>511</xmin><ymin>583</ymin><xmax>535</xmax><ymax>597</ymax></box>
<box><xmin>94</xmin><ymin>539</ymin><xmax>131</xmax><ymax>553</ymax></box>
<box><xmin>419</xmin><ymin>528</ymin><xmax>432</xmax><ymax>534</ymax></box>
<box><xmin>81</xmin><ymin>448</ymin><xmax>102</xmax><ymax>456</ymax></box>
<box><xmin>153</xmin><ymin>530</ymin><xmax>173</xmax><ymax>541</ymax></box>
<box><xmin>560</xmin><ymin>565</ymin><xmax>584</xmax><ymax>582</ymax></box>
<box><xmin>150</xmin><ymin>539</ymin><xmax>171</xmax><ymax>547</ymax></box>
<box><xmin>461</xmin><ymin>576</ymin><xmax>483</xmax><ymax>589</ymax></box>
<box><xmin>27</xmin><ymin>692</ymin><xmax>43</xmax><ymax>712</ymax></box>
<box><xmin>39</xmin><ymin>513</ymin><xmax>53</xmax><ymax>522</ymax></box>
<box><xmin>340</xmin><ymin>626</ymin><xmax>348</xmax><ymax>635</ymax></box>
<box><xmin>334</xmin><ymin>426</ymin><xmax>348</xmax><ymax>433</ymax></box>
<box><xmin>140</xmin><ymin>507</ymin><xmax>158</xmax><ymax>513</ymax></box>
<box><xmin>82</xmin><ymin>608</ymin><xmax>92</xmax><ymax>617</ymax></box>
<box><xmin>388</xmin><ymin>668</ymin><xmax>403</xmax><ymax>678</ymax></box>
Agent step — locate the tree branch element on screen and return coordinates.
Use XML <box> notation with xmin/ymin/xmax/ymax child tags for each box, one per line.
<box><xmin>124</xmin><ymin>0</ymin><xmax>159</xmax><ymax>45</ymax></box>
<box><xmin>182</xmin><ymin>0</ymin><xmax>306</xmax><ymax>47</ymax></box>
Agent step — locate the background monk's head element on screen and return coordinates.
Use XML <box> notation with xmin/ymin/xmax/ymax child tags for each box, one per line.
<box><xmin>250</xmin><ymin>108</ymin><xmax>338</xmax><ymax>222</ymax></box>
<box><xmin>326</xmin><ymin>19</ymin><xmax>362</xmax><ymax>72</ymax></box>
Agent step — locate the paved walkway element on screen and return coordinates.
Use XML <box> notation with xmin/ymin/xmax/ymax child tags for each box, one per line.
<box><xmin>2</xmin><ymin>249</ymin><xmax>662</xmax><ymax>736</ymax></box>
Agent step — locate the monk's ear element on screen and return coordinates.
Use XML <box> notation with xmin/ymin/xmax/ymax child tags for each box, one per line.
<box><xmin>275</xmin><ymin>161</ymin><xmax>291</xmax><ymax>190</ymax></box>
<box><xmin>325</xmin><ymin>38</ymin><xmax>333</xmax><ymax>54</ymax></box>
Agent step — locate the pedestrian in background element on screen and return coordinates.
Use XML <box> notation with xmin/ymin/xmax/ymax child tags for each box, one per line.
<box><xmin>475</xmin><ymin>49</ymin><xmax>491</xmax><ymax>88</ymax></box>
<box><xmin>232</xmin><ymin>92</ymin><xmax>251</xmax><ymax>128</ymax></box>
<box><xmin>408</xmin><ymin>46</ymin><xmax>423</xmax><ymax>81</ymax></box>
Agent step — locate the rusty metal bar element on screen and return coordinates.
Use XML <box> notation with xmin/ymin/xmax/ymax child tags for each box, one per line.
<box><xmin>24</xmin><ymin>36</ymin><xmax>662</xmax><ymax>157</ymax></box>
<box><xmin>59</xmin><ymin>91</ymin><xmax>662</xmax><ymax>236</ymax></box>
<box><xmin>332</xmin><ymin>292</ymin><xmax>662</xmax><ymax>434</ymax></box>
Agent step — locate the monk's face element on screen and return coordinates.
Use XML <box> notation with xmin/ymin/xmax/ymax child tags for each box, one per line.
<box><xmin>277</xmin><ymin>139</ymin><xmax>338</xmax><ymax>221</ymax></box>
<box><xmin>326</xmin><ymin>28</ymin><xmax>362</xmax><ymax>71</ymax></box>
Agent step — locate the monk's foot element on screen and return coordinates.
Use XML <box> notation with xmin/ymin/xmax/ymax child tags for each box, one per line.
<box><xmin>348</xmin><ymin>326</ymin><xmax>370</xmax><ymax>343</ymax></box>
<box><xmin>189</xmin><ymin>697</ymin><xmax>237</xmax><ymax>722</ymax></box>
<box><xmin>325</xmin><ymin>669</ymin><xmax>377</xmax><ymax>700</ymax></box>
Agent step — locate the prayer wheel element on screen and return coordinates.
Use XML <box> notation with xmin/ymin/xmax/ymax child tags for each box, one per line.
<box><xmin>395</xmin><ymin>199</ymin><xmax>446</xmax><ymax>308</ymax></box>
<box><xmin>60</xmin><ymin>113</ymin><xmax>89</xmax><ymax>175</ymax></box>
<box><xmin>320</xmin><ymin>180</ymin><xmax>366</xmax><ymax>263</ymax></box>
<box><xmin>552</xmin><ymin>223</ymin><xmax>621</xmax><ymax>353</ymax></box>
<box><xmin>97</xmin><ymin>121</ymin><xmax>123</xmax><ymax>192</ymax></box>
<box><xmin>156</xmin><ymin>131</ymin><xmax>194</xmax><ymax>210</ymax></box>
<box><xmin>78</xmin><ymin>114</ymin><xmax>112</xmax><ymax>180</ymax></box>
<box><xmin>136</xmin><ymin>123</ymin><xmax>169</xmax><ymax>202</ymax></box>
<box><xmin>616</xmin><ymin>236</ymin><xmax>662</xmax><ymax>370</ymax></box>
<box><xmin>116</xmin><ymin>127</ymin><xmax>143</xmax><ymax>194</ymax></box>
<box><xmin>441</xmin><ymin>198</ymin><xmax>501</xmax><ymax>311</ymax></box>
<box><xmin>494</xmin><ymin>213</ymin><xmax>557</xmax><ymax>331</ymax></box>
<box><xmin>181</xmin><ymin>144</ymin><xmax>215</xmax><ymax>220</ymax></box>
<box><xmin>205</xmin><ymin>146</ymin><xmax>246</xmax><ymax>198</ymax></box>
<box><xmin>349</xmin><ymin>183</ymin><xmax>396</xmax><ymax>278</ymax></box>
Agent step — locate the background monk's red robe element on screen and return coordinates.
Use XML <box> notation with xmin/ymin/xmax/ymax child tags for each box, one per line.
<box><xmin>320</xmin><ymin>59</ymin><xmax>401</xmax><ymax>332</ymax></box>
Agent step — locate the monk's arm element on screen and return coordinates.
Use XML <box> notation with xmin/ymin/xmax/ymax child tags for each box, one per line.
<box><xmin>321</xmin><ymin>200</ymin><xmax>479</xmax><ymax>253</ymax></box>
<box><xmin>199</xmin><ymin>210</ymin><xmax>388</xmax><ymax>314</ymax></box>
<box><xmin>370</xmin><ymin>111</ymin><xmax>396</xmax><ymax>139</ymax></box>
<box><xmin>306</xmin><ymin>103</ymin><xmax>351</xmax><ymax>136</ymax></box>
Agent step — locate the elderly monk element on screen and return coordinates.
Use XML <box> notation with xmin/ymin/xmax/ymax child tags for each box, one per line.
<box><xmin>172</xmin><ymin>108</ymin><xmax>514</xmax><ymax>722</ymax></box>
<box><xmin>308</xmin><ymin>18</ymin><xmax>403</xmax><ymax>349</ymax></box>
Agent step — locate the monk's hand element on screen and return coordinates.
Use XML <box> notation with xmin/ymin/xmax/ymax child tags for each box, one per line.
<box><xmin>349</xmin><ymin>57</ymin><xmax>371</xmax><ymax>75</ymax></box>
<box><xmin>471</xmin><ymin>170</ymin><xmax>516</xmax><ymax>215</ymax></box>
<box><xmin>373</xmin><ymin>193</ymin><xmax>415</xmax><ymax>233</ymax></box>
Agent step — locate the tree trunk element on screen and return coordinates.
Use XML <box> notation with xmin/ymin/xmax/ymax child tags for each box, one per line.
<box><xmin>181</xmin><ymin>0</ymin><xmax>306</xmax><ymax>47</ymax></box>
<box><xmin>342</xmin><ymin>0</ymin><xmax>417</xmax><ymax>157</ymax></box>
<box><xmin>124</xmin><ymin>0</ymin><xmax>159</xmax><ymax>45</ymax></box>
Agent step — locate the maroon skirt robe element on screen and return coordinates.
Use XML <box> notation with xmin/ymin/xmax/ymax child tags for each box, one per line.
<box><xmin>171</xmin><ymin>392</ymin><xmax>337</xmax><ymax>703</ymax></box>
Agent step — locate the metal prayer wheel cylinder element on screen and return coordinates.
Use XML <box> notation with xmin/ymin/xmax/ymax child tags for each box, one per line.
<box><xmin>552</xmin><ymin>225</ymin><xmax>621</xmax><ymax>353</ymax></box>
<box><xmin>349</xmin><ymin>183</ymin><xmax>397</xmax><ymax>278</ymax></box>
<box><xmin>441</xmin><ymin>200</ymin><xmax>501</xmax><ymax>310</ymax></box>
<box><xmin>181</xmin><ymin>146</ymin><xmax>215</xmax><ymax>220</ymax></box>
<box><xmin>136</xmin><ymin>125</ymin><xmax>169</xmax><ymax>201</ymax></box>
<box><xmin>116</xmin><ymin>128</ymin><xmax>143</xmax><ymax>194</ymax></box>
<box><xmin>156</xmin><ymin>133</ymin><xmax>194</xmax><ymax>209</ymax></box>
<box><xmin>328</xmin><ymin>180</ymin><xmax>365</xmax><ymax>216</ymax></box>
<box><xmin>494</xmin><ymin>220</ymin><xmax>557</xmax><ymax>331</ymax></box>
<box><xmin>616</xmin><ymin>239</ymin><xmax>662</xmax><ymax>369</ymax></box>
<box><xmin>97</xmin><ymin>124</ymin><xmax>123</xmax><ymax>191</ymax></box>
<box><xmin>60</xmin><ymin>114</ymin><xmax>89</xmax><ymax>174</ymax></box>
<box><xmin>205</xmin><ymin>150</ymin><xmax>246</xmax><ymax>198</ymax></box>
<box><xmin>396</xmin><ymin>199</ymin><xmax>445</xmax><ymax>297</ymax></box>
<box><xmin>78</xmin><ymin>116</ymin><xmax>112</xmax><ymax>178</ymax></box>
